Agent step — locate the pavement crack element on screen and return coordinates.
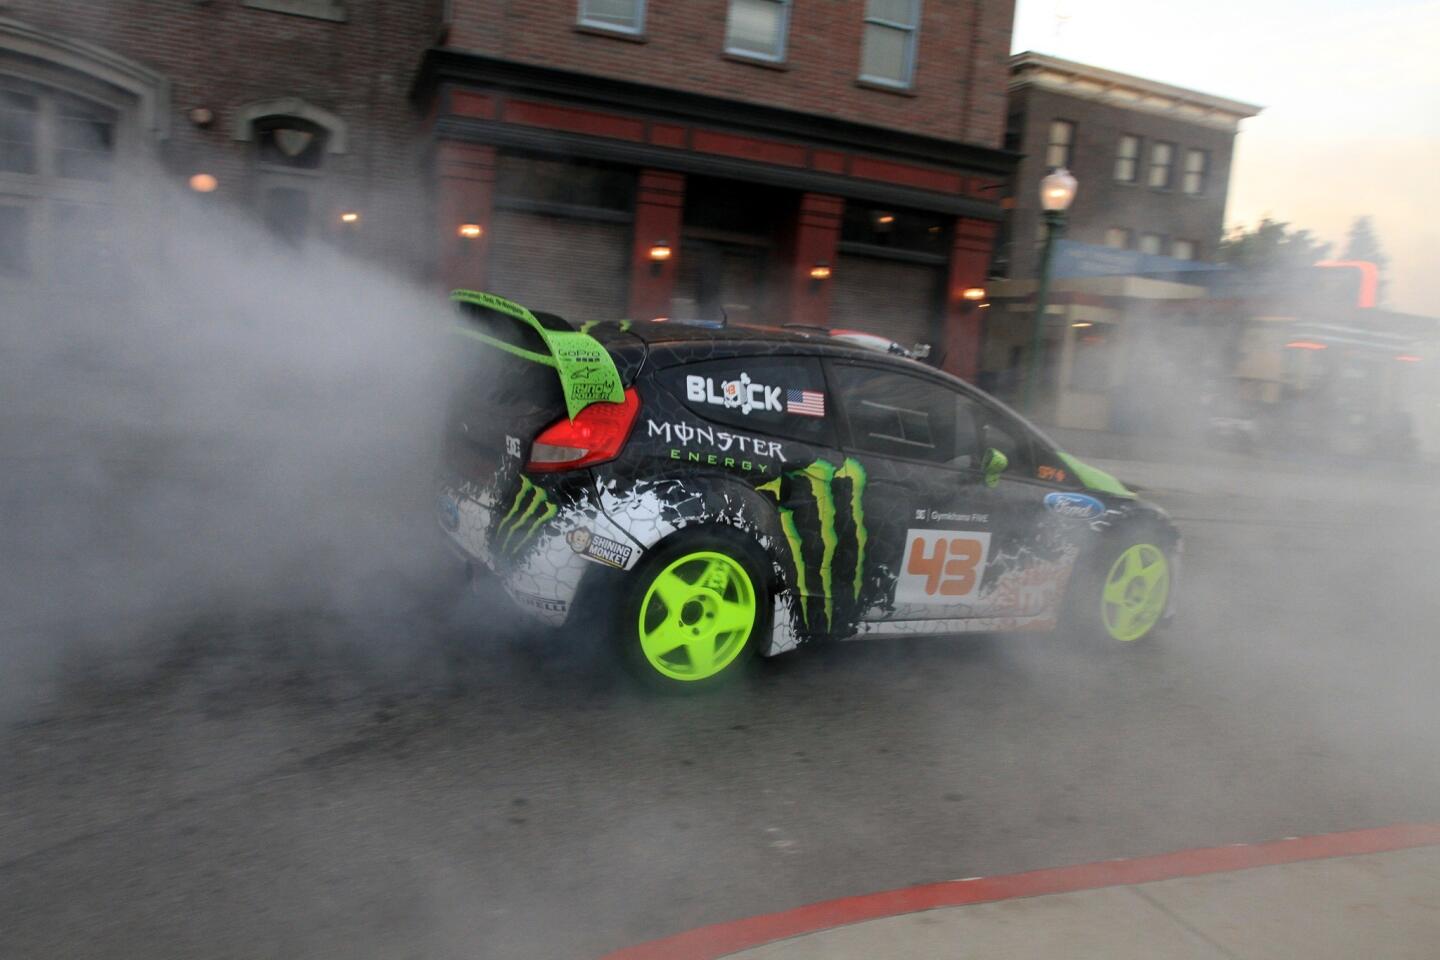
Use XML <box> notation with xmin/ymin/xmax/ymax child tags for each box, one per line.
<box><xmin>1129</xmin><ymin>885</ymin><xmax>1247</xmax><ymax>960</ymax></box>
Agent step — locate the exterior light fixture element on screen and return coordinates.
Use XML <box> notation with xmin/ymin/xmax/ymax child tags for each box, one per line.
<box><xmin>1024</xmin><ymin>166</ymin><xmax>1079</xmax><ymax>415</ymax></box>
<box><xmin>962</xmin><ymin>287</ymin><xmax>986</xmax><ymax>301</ymax></box>
<box><xmin>1040</xmin><ymin>166</ymin><xmax>1078</xmax><ymax>212</ymax></box>
<box><xmin>1072</xmin><ymin>321</ymin><xmax>1094</xmax><ymax>329</ymax></box>
<box><xmin>189</xmin><ymin>107</ymin><xmax>215</xmax><ymax>128</ymax></box>
<box><xmin>809</xmin><ymin>263</ymin><xmax>832</xmax><ymax>281</ymax></box>
<box><xmin>648</xmin><ymin>240</ymin><xmax>672</xmax><ymax>262</ymax></box>
<box><xmin>458</xmin><ymin>223</ymin><xmax>483</xmax><ymax>240</ymax></box>
<box><xmin>188</xmin><ymin>173</ymin><xmax>218</xmax><ymax>193</ymax></box>
<box><xmin>876</xmin><ymin>213</ymin><xmax>896</xmax><ymax>225</ymax></box>
<box><xmin>339</xmin><ymin>211</ymin><xmax>360</xmax><ymax>225</ymax></box>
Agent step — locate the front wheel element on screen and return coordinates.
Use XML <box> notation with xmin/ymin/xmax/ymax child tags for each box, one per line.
<box><xmin>618</xmin><ymin>530</ymin><xmax>770</xmax><ymax>690</ymax></box>
<box><xmin>1067</xmin><ymin>536</ymin><xmax>1172</xmax><ymax>644</ymax></box>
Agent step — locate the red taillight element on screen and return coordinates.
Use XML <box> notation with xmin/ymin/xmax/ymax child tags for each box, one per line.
<box><xmin>526</xmin><ymin>388</ymin><xmax>641</xmax><ymax>473</ymax></box>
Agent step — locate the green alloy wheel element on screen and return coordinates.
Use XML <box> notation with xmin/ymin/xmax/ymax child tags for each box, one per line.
<box><xmin>637</xmin><ymin>550</ymin><xmax>757</xmax><ymax>681</ymax></box>
<box><xmin>1100</xmin><ymin>542</ymin><xmax>1170</xmax><ymax>642</ymax></box>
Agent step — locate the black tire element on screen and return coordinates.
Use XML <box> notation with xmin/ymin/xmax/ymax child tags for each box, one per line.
<box><xmin>616</xmin><ymin>527</ymin><xmax>772</xmax><ymax>692</ymax></box>
<box><xmin>1064</xmin><ymin>528</ymin><xmax>1174</xmax><ymax>647</ymax></box>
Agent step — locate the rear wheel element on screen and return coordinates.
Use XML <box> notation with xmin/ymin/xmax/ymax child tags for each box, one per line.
<box><xmin>619</xmin><ymin>531</ymin><xmax>769</xmax><ymax>689</ymax></box>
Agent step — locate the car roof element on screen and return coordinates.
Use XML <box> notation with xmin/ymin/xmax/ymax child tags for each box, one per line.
<box><xmin>586</xmin><ymin>318</ymin><xmax>911</xmax><ymax>362</ymax></box>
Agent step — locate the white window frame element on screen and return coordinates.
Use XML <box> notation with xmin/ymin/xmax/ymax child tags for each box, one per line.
<box><xmin>1113</xmin><ymin>134</ymin><xmax>1140</xmax><ymax>183</ymax></box>
<box><xmin>1138</xmin><ymin>232</ymin><xmax>1165</xmax><ymax>256</ymax></box>
<box><xmin>725</xmin><ymin>0</ymin><xmax>791</xmax><ymax>62</ymax></box>
<box><xmin>1182</xmin><ymin>148</ymin><xmax>1208</xmax><ymax>196</ymax></box>
<box><xmin>1045</xmin><ymin>119</ymin><xmax>1075</xmax><ymax>170</ymax></box>
<box><xmin>1148</xmin><ymin>141</ymin><xmax>1175</xmax><ymax>189</ymax></box>
<box><xmin>1172</xmin><ymin>239</ymin><xmax>1197</xmax><ymax>261</ymax></box>
<box><xmin>859</xmin><ymin>0</ymin><xmax>922</xmax><ymax>89</ymax></box>
<box><xmin>1104</xmin><ymin>227</ymin><xmax>1132</xmax><ymax>250</ymax></box>
<box><xmin>577</xmin><ymin>0</ymin><xmax>646</xmax><ymax>35</ymax></box>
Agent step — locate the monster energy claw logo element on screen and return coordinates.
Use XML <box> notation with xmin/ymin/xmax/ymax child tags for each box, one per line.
<box><xmin>758</xmin><ymin>458</ymin><xmax>867</xmax><ymax>632</ymax></box>
<box><xmin>497</xmin><ymin>476</ymin><xmax>557</xmax><ymax>552</ymax></box>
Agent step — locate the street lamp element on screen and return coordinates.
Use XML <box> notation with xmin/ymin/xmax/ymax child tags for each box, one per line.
<box><xmin>1023</xmin><ymin>167</ymin><xmax>1078</xmax><ymax>415</ymax></box>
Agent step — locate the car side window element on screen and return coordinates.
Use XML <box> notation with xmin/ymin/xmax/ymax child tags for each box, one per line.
<box><xmin>828</xmin><ymin>363</ymin><xmax>978</xmax><ymax>468</ymax></box>
<box><xmin>660</xmin><ymin>356</ymin><xmax>837</xmax><ymax>446</ymax></box>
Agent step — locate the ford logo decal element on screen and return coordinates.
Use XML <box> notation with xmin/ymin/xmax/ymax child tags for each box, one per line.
<box><xmin>1044</xmin><ymin>491</ymin><xmax>1106</xmax><ymax>520</ymax></box>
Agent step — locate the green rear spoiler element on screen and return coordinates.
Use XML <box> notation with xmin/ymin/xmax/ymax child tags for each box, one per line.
<box><xmin>449</xmin><ymin>290</ymin><xmax>625</xmax><ymax>420</ymax></box>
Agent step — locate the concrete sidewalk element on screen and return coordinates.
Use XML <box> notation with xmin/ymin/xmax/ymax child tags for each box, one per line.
<box><xmin>600</xmin><ymin>826</ymin><xmax>1440</xmax><ymax>960</ymax></box>
<box><xmin>725</xmin><ymin>844</ymin><xmax>1440</xmax><ymax>959</ymax></box>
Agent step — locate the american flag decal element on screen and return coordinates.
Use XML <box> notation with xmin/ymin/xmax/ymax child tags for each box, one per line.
<box><xmin>786</xmin><ymin>388</ymin><xmax>826</xmax><ymax>417</ymax></box>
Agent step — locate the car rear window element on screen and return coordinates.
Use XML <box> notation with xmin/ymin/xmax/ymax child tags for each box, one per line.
<box><xmin>659</xmin><ymin>356</ymin><xmax>837</xmax><ymax>446</ymax></box>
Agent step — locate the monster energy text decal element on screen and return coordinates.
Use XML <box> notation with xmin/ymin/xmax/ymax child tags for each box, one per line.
<box><xmin>758</xmin><ymin>458</ymin><xmax>868</xmax><ymax>632</ymax></box>
<box><xmin>496</xmin><ymin>475</ymin><xmax>557</xmax><ymax>552</ymax></box>
<box><xmin>646</xmin><ymin>419</ymin><xmax>787</xmax><ymax>462</ymax></box>
<box><xmin>450</xmin><ymin>290</ymin><xmax>625</xmax><ymax>420</ymax></box>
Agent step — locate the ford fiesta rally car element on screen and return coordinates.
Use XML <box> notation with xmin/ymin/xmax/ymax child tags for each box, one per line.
<box><xmin>438</xmin><ymin>291</ymin><xmax>1179</xmax><ymax>688</ymax></box>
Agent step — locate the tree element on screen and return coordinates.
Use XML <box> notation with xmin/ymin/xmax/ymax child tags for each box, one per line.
<box><xmin>1342</xmin><ymin>215</ymin><xmax>1389</xmax><ymax>305</ymax></box>
<box><xmin>1217</xmin><ymin>217</ymin><xmax>1332</xmax><ymax>272</ymax></box>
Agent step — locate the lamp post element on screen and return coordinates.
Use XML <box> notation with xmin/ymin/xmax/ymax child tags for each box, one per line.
<box><xmin>1023</xmin><ymin>167</ymin><xmax>1078</xmax><ymax>415</ymax></box>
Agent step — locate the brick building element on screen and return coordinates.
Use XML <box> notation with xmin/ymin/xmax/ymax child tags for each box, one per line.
<box><xmin>999</xmin><ymin>51</ymin><xmax>1261</xmax><ymax>277</ymax></box>
<box><xmin>426</xmin><ymin>0</ymin><xmax>1018</xmax><ymax>377</ymax></box>
<box><xmin>979</xmin><ymin>53</ymin><xmax>1262</xmax><ymax>431</ymax></box>
<box><xmin>0</xmin><ymin>1</ymin><xmax>437</xmax><ymax>290</ymax></box>
<box><xmin>2</xmin><ymin>1</ymin><xmax>1018</xmax><ymax>377</ymax></box>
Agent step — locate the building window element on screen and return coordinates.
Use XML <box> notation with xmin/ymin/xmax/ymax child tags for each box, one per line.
<box><xmin>54</xmin><ymin>95</ymin><xmax>116</xmax><ymax>182</ymax></box>
<box><xmin>1104</xmin><ymin>227</ymin><xmax>1132</xmax><ymax>250</ymax></box>
<box><xmin>0</xmin><ymin>89</ymin><xmax>39</xmax><ymax>174</ymax></box>
<box><xmin>0</xmin><ymin>204</ymin><xmax>30</xmax><ymax>276</ymax></box>
<box><xmin>1148</xmin><ymin>141</ymin><xmax>1175</xmax><ymax>189</ymax></box>
<box><xmin>860</xmin><ymin>0</ymin><xmax>921</xmax><ymax>89</ymax></box>
<box><xmin>1182</xmin><ymin>149</ymin><xmax>1208</xmax><ymax>195</ymax></box>
<box><xmin>1172</xmin><ymin>239</ymin><xmax>1197</xmax><ymax>260</ymax></box>
<box><xmin>1138</xmin><ymin>232</ymin><xmax>1164</xmax><ymax>255</ymax></box>
<box><xmin>1113</xmin><ymin>134</ymin><xmax>1140</xmax><ymax>182</ymax></box>
<box><xmin>263</xmin><ymin>187</ymin><xmax>311</xmax><ymax>246</ymax></box>
<box><xmin>578</xmin><ymin>0</ymin><xmax>645</xmax><ymax>34</ymax></box>
<box><xmin>495</xmin><ymin>155</ymin><xmax>636</xmax><ymax>215</ymax></box>
<box><xmin>842</xmin><ymin>205</ymin><xmax>948</xmax><ymax>256</ymax></box>
<box><xmin>1045</xmin><ymin>120</ymin><xmax>1075</xmax><ymax>170</ymax></box>
<box><xmin>255</xmin><ymin>116</ymin><xmax>329</xmax><ymax>169</ymax></box>
<box><xmin>726</xmin><ymin>0</ymin><xmax>789</xmax><ymax>61</ymax></box>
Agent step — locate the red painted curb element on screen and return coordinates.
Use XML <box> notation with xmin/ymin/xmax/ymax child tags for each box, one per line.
<box><xmin>599</xmin><ymin>822</ymin><xmax>1440</xmax><ymax>960</ymax></box>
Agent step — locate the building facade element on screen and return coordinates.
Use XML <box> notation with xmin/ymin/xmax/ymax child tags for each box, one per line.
<box><xmin>978</xmin><ymin>52</ymin><xmax>1260</xmax><ymax>429</ymax></box>
<box><xmin>0</xmin><ymin>0</ymin><xmax>438</xmax><ymax>295</ymax></box>
<box><xmin>1000</xmin><ymin>52</ymin><xmax>1260</xmax><ymax>278</ymax></box>
<box><xmin>425</xmin><ymin>0</ymin><xmax>1018</xmax><ymax>378</ymax></box>
<box><xmin>2</xmin><ymin>1</ymin><xmax>1020</xmax><ymax>380</ymax></box>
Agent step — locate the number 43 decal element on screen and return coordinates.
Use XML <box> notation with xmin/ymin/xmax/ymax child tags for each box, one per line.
<box><xmin>896</xmin><ymin>529</ymin><xmax>992</xmax><ymax>603</ymax></box>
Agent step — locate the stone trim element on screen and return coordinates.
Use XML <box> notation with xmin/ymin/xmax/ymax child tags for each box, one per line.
<box><xmin>232</xmin><ymin>97</ymin><xmax>349</xmax><ymax>154</ymax></box>
<box><xmin>0</xmin><ymin>16</ymin><xmax>171</xmax><ymax>140</ymax></box>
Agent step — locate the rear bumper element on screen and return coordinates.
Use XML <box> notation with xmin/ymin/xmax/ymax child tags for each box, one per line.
<box><xmin>437</xmin><ymin>474</ymin><xmax>641</xmax><ymax>626</ymax></box>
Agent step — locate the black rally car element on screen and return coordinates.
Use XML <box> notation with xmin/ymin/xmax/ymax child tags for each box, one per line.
<box><xmin>438</xmin><ymin>292</ymin><xmax>1179</xmax><ymax>687</ymax></box>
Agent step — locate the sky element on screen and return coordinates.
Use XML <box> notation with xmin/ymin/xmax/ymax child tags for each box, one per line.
<box><xmin>1011</xmin><ymin>0</ymin><xmax>1440</xmax><ymax>316</ymax></box>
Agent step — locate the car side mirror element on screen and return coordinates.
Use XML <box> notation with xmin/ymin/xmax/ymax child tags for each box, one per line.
<box><xmin>981</xmin><ymin>447</ymin><xmax>1009</xmax><ymax>488</ymax></box>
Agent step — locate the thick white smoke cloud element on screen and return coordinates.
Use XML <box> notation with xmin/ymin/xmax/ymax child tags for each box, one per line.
<box><xmin>1</xmin><ymin>180</ymin><xmax>464</xmax><ymax>715</ymax></box>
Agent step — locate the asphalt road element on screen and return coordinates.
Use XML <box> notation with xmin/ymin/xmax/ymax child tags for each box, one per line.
<box><xmin>4</xmin><ymin>461</ymin><xmax>1439</xmax><ymax>960</ymax></box>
